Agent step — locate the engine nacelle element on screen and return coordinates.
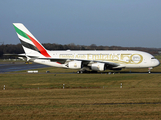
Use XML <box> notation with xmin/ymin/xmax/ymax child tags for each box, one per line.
<box><xmin>91</xmin><ymin>63</ymin><xmax>106</xmax><ymax>71</ymax></box>
<box><xmin>68</xmin><ymin>61</ymin><xmax>82</xmax><ymax>69</ymax></box>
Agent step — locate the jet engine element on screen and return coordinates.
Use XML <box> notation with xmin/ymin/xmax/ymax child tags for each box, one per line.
<box><xmin>91</xmin><ymin>63</ymin><xmax>106</xmax><ymax>71</ymax></box>
<box><xmin>68</xmin><ymin>61</ymin><xmax>83</xmax><ymax>69</ymax></box>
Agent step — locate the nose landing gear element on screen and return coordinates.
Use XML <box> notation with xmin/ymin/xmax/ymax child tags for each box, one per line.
<box><xmin>148</xmin><ymin>67</ymin><xmax>153</xmax><ymax>74</ymax></box>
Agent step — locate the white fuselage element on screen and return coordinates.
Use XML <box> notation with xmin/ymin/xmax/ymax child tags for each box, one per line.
<box><xmin>33</xmin><ymin>50</ymin><xmax>160</xmax><ymax>70</ymax></box>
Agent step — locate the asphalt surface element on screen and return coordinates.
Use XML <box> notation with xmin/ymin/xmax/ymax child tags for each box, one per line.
<box><xmin>0</xmin><ymin>62</ymin><xmax>48</xmax><ymax>73</ymax></box>
<box><xmin>0</xmin><ymin>62</ymin><xmax>161</xmax><ymax>74</ymax></box>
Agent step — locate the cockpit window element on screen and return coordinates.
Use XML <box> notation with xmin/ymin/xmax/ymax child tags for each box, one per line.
<box><xmin>151</xmin><ymin>57</ymin><xmax>156</xmax><ymax>59</ymax></box>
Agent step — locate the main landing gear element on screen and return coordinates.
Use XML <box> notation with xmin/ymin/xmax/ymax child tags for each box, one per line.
<box><xmin>77</xmin><ymin>70</ymin><xmax>98</xmax><ymax>74</ymax></box>
<box><xmin>77</xmin><ymin>71</ymin><xmax>83</xmax><ymax>74</ymax></box>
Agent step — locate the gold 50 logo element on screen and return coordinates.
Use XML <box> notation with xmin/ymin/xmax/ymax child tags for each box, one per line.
<box><xmin>121</xmin><ymin>54</ymin><xmax>143</xmax><ymax>64</ymax></box>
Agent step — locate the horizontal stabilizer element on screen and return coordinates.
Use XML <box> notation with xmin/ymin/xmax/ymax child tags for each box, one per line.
<box><xmin>3</xmin><ymin>54</ymin><xmax>26</xmax><ymax>57</ymax></box>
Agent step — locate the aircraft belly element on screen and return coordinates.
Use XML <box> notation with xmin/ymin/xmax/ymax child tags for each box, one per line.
<box><xmin>125</xmin><ymin>63</ymin><xmax>147</xmax><ymax>68</ymax></box>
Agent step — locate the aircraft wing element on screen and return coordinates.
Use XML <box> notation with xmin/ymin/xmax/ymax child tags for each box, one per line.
<box><xmin>4</xmin><ymin>53</ymin><xmax>121</xmax><ymax>68</ymax></box>
<box><xmin>39</xmin><ymin>57</ymin><xmax>120</xmax><ymax>68</ymax></box>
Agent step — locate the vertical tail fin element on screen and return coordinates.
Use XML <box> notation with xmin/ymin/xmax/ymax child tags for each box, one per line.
<box><xmin>13</xmin><ymin>23</ymin><xmax>51</xmax><ymax>57</ymax></box>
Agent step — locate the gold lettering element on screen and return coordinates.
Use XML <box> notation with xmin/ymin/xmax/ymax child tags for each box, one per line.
<box><xmin>112</xmin><ymin>55</ymin><xmax>119</xmax><ymax>61</ymax></box>
<box><xmin>87</xmin><ymin>54</ymin><xmax>92</xmax><ymax>60</ymax></box>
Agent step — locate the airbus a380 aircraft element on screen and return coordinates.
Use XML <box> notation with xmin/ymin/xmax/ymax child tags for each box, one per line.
<box><xmin>12</xmin><ymin>23</ymin><xmax>160</xmax><ymax>73</ymax></box>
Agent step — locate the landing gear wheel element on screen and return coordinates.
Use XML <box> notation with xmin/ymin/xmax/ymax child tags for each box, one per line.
<box><xmin>77</xmin><ymin>71</ymin><xmax>83</xmax><ymax>74</ymax></box>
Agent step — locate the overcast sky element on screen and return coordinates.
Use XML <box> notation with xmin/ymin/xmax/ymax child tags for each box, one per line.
<box><xmin>0</xmin><ymin>0</ymin><xmax>161</xmax><ymax>48</ymax></box>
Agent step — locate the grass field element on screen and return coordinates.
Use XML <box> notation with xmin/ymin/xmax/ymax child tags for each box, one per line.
<box><xmin>0</xmin><ymin>58</ymin><xmax>161</xmax><ymax>119</ymax></box>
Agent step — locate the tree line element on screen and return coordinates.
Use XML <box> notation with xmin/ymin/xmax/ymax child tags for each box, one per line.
<box><xmin>0</xmin><ymin>43</ymin><xmax>161</xmax><ymax>59</ymax></box>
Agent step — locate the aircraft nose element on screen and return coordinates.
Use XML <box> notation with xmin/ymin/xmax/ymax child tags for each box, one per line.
<box><xmin>157</xmin><ymin>59</ymin><xmax>160</xmax><ymax>66</ymax></box>
<box><xmin>154</xmin><ymin>59</ymin><xmax>160</xmax><ymax>67</ymax></box>
<box><xmin>151</xmin><ymin>59</ymin><xmax>160</xmax><ymax>67</ymax></box>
